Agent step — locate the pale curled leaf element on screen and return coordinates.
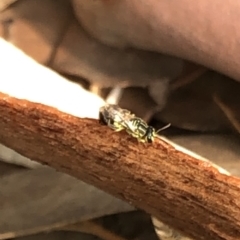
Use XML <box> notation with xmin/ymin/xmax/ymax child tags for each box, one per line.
<box><xmin>0</xmin><ymin>167</ymin><xmax>134</xmax><ymax>239</ymax></box>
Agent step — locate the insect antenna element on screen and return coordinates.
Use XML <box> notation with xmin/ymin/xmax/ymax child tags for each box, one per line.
<box><xmin>155</xmin><ymin>123</ymin><xmax>171</xmax><ymax>134</ymax></box>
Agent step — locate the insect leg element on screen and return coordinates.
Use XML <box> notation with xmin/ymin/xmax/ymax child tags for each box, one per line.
<box><xmin>107</xmin><ymin>119</ymin><xmax>125</xmax><ymax>132</ymax></box>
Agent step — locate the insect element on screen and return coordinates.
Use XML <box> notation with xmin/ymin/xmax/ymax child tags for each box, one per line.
<box><xmin>99</xmin><ymin>104</ymin><xmax>170</xmax><ymax>143</ymax></box>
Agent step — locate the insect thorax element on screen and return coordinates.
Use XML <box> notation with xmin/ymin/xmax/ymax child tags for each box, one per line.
<box><xmin>128</xmin><ymin>118</ymin><xmax>147</xmax><ymax>135</ymax></box>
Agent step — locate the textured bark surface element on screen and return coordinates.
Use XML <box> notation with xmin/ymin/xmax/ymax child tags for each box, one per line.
<box><xmin>0</xmin><ymin>92</ymin><xmax>240</xmax><ymax>240</ymax></box>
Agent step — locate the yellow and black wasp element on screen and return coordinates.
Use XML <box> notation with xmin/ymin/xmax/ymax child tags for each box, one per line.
<box><xmin>99</xmin><ymin>104</ymin><xmax>170</xmax><ymax>143</ymax></box>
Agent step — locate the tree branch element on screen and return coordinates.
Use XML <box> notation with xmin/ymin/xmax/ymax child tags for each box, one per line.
<box><xmin>0</xmin><ymin>92</ymin><xmax>240</xmax><ymax>240</ymax></box>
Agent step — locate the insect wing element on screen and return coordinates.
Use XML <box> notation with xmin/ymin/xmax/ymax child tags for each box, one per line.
<box><xmin>99</xmin><ymin>104</ymin><xmax>135</xmax><ymax>131</ymax></box>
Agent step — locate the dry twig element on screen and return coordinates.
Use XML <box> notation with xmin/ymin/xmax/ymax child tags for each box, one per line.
<box><xmin>0</xmin><ymin>92</ymin><xmax>240</xmax><ymax>240</ymax></box>
<box><xmin>61</xmin><ymin>221</ymin><xmax>128</xmax><ymax>240</ymax></box>
<box><xmin>213</xmin><ymin>94</ymin><xmax>240</xmax><ymax>133</ymax></box>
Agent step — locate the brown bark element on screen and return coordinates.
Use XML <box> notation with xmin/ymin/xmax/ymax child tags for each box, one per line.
<box><xmin>0</xmin><ymin>92</ymin><xmax>240</xmax><ymax>240</ymax></box>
